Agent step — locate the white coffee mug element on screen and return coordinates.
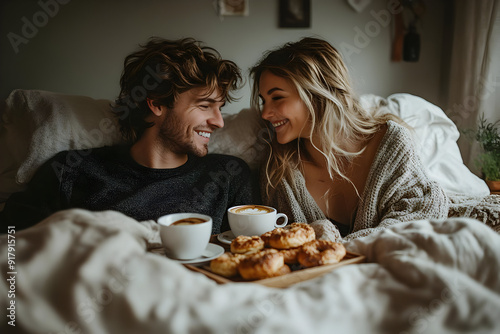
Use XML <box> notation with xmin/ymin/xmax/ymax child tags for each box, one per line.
<box><xmin>157</xmin><ymin>213</ymin><xmax>212</xmax><ymax>260</ymax></box>
<box><xmin>228</xmin><ymin>205</ymin><xmax>288</xmax><ymax>237</ymax></box>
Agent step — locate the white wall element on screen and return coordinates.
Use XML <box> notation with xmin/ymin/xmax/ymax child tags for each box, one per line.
<box><xmin>1</xmin><ymin>0</ymin><xmax>450</xmax><ymax>114</ymax></box>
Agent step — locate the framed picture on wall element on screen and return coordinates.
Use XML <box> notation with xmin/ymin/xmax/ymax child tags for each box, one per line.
<box><xmin>218</xmin><ymin>0</ymin><xmax>249</xmax><ymax>16</ymax></box>
<box><xmin>279</xmin><ymin>0</ymin><xmax>311</xmax><ymax>28</ymax></box>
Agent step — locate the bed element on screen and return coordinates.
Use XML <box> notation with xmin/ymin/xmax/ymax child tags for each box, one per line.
<box><xmin>1</xmin><ymin>89</ymin><xmax>499</xmax><ymax>333</ymax></box>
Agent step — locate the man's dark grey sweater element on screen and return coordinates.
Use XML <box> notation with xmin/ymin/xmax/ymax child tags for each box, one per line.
<box><xmin>0</xmin><ymin>145</ymin><xmax>259</xmax><ymax>233</ymax></box>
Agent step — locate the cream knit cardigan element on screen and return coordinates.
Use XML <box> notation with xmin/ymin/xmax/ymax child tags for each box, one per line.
<box><xmin>262</xmin><ymin>120</ymin><xmax>450</xmax><ymax>242</ymax></box>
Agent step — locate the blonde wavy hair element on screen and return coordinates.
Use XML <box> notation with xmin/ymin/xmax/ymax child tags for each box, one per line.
<box><xmin>250</xmin><ymin>37</ymin><xmax>404</xmax><ymax>196</ymax></box>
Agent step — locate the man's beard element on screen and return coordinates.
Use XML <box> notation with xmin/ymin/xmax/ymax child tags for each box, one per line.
<box><xmin>158</xmin><ymin>111</ymin><xmax>208</xmax><ymax>157</ymax></box>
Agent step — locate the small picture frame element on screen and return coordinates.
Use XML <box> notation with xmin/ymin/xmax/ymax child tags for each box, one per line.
<box><xmin>218</xmin><ymin>0</ymin><xmax>249</xmax><ymax>16</ymax></box>
<box><xmin>279</xmin><ymin>0</ymin><xmax>311</xmax><ymax>28</ymax></box>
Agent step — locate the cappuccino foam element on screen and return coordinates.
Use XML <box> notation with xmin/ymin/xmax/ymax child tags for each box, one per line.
<box><xmin>238</xmin><ymin>208</ymin><xmax>269</xmax><ymax>214</ymax></box>
<box><xmin>231</xmin><ymin>205</ymin><xmax>273</xmax><ymax>215</ymax></box>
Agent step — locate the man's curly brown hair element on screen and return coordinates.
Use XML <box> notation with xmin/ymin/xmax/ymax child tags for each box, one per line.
<box><xmin>113</xmin><ymin>37</ymin><xmax>242</xmax><ymax>143</ymax></box>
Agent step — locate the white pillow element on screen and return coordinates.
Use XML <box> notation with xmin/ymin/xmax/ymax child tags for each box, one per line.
<box><xmin>0</xmin><ymin>89</ymin><xmax>125</xmax><ymax>203</ymax></box>
<box><xmin>360</xmin><ymin>93</ymin><xmax>489</xmax><ymax>196</ymax></box>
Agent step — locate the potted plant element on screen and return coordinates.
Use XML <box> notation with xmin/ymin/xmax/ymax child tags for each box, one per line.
<box><xmin>463</xmin><ymin>114</ymin><xmax>500</xmax><ymax>192</ymax></box>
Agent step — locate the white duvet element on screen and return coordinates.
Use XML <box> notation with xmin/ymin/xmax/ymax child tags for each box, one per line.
<box><xmin>1</xmin><ymin>210</ymin><xmax>500</xmax><ymax>334</ymax></box>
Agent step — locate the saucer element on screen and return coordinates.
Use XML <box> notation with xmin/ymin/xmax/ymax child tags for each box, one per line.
<box><xmin>217</xmin><ymin>230</ymin><xmax>236</xmax><ymax>245</ymax></box>
<box><xmin>167</xmin><ymin>243</ymin><xmax>225</xmax><ymax>264</ymax></box>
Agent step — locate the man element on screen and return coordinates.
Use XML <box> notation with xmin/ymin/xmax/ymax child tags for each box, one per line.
<box><xmin>0</xmin><ymin>37</ymin><xmax>258</xmax><ymax>233</ymax></box>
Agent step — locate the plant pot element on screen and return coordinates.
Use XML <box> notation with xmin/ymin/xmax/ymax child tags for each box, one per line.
<box><xmin>485</xmin><ymin>180</ymin><xmax>500</xmax><ymax>193</ymax></box>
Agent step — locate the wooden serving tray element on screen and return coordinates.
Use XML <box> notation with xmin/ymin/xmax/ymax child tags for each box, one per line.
<box><xmin>185</xmin><ymin>251</ymin><xmax>365</xmax><ymax>288</ymax></box>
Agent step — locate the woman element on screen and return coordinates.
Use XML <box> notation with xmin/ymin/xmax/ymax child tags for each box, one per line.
<box><xmin>250</xmin><ymin>37</ymin><xmax>448</xmax><ymax>241</ymax></box>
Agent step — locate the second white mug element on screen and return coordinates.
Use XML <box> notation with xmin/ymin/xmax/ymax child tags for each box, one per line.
<box><xmin>228</xmin><ymin>204</ymin><xmax>288</xmax><ymax>237</ymax></box>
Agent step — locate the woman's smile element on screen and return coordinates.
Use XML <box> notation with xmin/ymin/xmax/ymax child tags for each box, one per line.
<box><xmin>258</xmin><ymin>71</ymin><xmax>311</xmax><ymax>144</ymax></box>
<box><xmin>272</xmin><ymin>119</ymin><xmax>289</xmax><ymax>129</ymax></box>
